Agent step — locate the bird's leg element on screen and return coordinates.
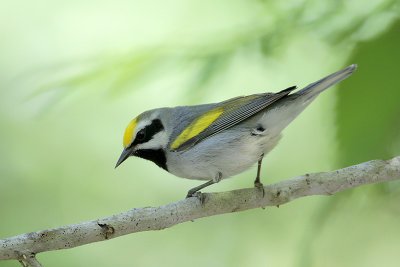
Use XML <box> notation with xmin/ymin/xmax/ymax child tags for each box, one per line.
<box><xmin>254</xmin><ymin>153</ymin><xmax>265</xmax><ymax>197</ymax></box>
<box><xmin>186</xmin><ymin>172</ymin><xmax>222</xmax><ymax>198</ymax></box>
<box><xmin>186</xmin><ymin>180</ymin><xmax>214</xmax><ymax>198</ymax></box>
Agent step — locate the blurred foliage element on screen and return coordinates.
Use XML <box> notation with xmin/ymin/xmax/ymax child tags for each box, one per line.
<box><xmin>1</xmin><ymin>0</ymin><xmax>400</xmax><ymax>267</ymax></box>
<box><xmin>297</xmin><ymin>18</ymin><xmax>400</xmax><ymax>267</ymax></box>
<box><xmin>21</xmin><ymin>0</ymin><xmax>399</xmax><ymax>105</ymax></box>
<box><xmin>337</xmin><ymin>19</ymin><xmax>400</xmax><ymax>166</ymax></box>
<box><xmin>338</xmin><ymin>18</ymin><xmax>400</xmax><ymax>200</ymax></box>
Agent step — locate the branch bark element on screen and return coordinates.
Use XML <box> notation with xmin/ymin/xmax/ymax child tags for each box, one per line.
<box><xmin>1</xmin><ymin>156</ymin><xmax>399</xmax><ymax>265</ymax></box>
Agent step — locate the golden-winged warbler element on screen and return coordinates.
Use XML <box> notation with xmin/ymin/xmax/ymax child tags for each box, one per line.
<box><xmin>116</xmin><ymin>64</ymin><xmax>357</xmax><ymax>197</ymax></box>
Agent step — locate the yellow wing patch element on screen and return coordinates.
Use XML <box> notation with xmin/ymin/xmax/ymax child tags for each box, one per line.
<box><xmin>171</xmin><ymin>107</ymin><xmax>224</xmax><ymax>150</ymax></box>
<box><xmin>123</xmin><ymin>117</ymin><xmax>138</xmax><ymax>148</ymax></box>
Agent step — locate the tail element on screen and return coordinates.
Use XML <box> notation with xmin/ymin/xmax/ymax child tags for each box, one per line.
<box><xmin>295</xmin><ymin>64</ymin><xmax>357</xmax><ymax>99</ymax></box>
<box><xmin>261</xmin><ymin>64</ymin><xmax>357</xmax><ymax>135</ymax></box>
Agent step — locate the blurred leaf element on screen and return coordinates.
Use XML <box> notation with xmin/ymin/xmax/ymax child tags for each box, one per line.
<box><xmin>324</xmin><ymin>0</ymin><xmax>398</xmax><ymax>44</ymax></box>
<box><xmin>185</xmin><ymin>52</ymin><xmax>231</xmax><ymax>101</ymax></box>
<box><xmin>107</xmin><ymin>50</ymin><xmax>163</xmax><ymax>96</ymax></box>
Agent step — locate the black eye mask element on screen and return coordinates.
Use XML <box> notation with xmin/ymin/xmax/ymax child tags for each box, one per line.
<box><xmin>131</xmin><ymin>119</ymin><xmax>164</xmax><ymax>147</ymax></box>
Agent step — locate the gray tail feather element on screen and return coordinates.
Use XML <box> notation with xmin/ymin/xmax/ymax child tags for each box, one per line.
<box><xmin>295</xmin><ymin>64</ymin><xmax>357</xmax><ymax>98</ymax></box>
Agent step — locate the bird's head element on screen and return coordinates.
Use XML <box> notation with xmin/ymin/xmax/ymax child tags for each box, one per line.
<box><xmin>115</xmin><ymin>109</ymin><xmax>170</xmax><ymax>170</ymax></box>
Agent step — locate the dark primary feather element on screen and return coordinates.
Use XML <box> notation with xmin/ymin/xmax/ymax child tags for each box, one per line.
<box><xmin>174</xmin><ymin>86</ymin><xmax>297</xmax><ymax>151</ymax></box>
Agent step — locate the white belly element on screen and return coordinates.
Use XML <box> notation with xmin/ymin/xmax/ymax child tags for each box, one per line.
<box><xmin>166</xmin><ymin>127</ymin><xmax>281</xmax><ymax>181</ymax></box>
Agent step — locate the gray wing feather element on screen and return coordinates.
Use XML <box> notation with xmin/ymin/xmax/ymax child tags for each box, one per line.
<box><xmin>175</xmin><ymin>86</ymin><xmax>297</xmax><ymax>151</ymax></box>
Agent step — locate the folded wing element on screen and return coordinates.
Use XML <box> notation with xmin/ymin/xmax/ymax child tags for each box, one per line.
<box><xmin>171</xmin><ymin>86</ymin><xmax>297</xmax><ymax>151</ymax></box>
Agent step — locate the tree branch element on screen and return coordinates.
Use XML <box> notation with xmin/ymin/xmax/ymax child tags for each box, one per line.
<box><xmin>1</xmin><ymin>156</ymin><xmax>399</xmax><ymax>265</ymax></box>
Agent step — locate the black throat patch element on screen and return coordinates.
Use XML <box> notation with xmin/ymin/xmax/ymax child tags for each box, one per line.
<box><xmin>135</xmin><ymin>149</ymin><xmax>167</xmax><ymax>171</ymax></box>
<box><xmin>129</xmin><ymin>119</ymin><xmax>167</xmax><ymax>170</ymax></box>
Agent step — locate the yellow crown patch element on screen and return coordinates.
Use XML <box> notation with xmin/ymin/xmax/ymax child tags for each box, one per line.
<box><xmin>123</xmin><ymin>117</ymin><xmax>138</xmax><ymax>148</ymax></box>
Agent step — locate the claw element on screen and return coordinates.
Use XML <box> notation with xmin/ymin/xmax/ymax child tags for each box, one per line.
<box><xmin>186</xmin><ymin>191</ymin><xmax>196</xmax><ymax>198</ymax></box>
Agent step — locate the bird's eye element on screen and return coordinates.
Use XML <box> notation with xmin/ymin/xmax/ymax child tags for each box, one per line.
<box><xmin>136</xmin><ymin>129</ymin><xmax>146</xmax><ymax>141</ymax></box>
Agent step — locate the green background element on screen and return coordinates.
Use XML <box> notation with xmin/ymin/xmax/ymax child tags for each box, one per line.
<box><xmin>1</xmin><ymin>0</ymin><xmax>399</xmax><ymax>266</ymax></box>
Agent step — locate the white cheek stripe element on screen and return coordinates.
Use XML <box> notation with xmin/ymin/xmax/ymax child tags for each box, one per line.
<box><xmin>135</xmin><ymin>131</ymin><xmax>168</xmax><ymax>150</ymax></box>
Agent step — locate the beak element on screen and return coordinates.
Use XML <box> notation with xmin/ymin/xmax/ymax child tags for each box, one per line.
<box><xmin>115</xmin><ymin>148</ymin><xmax>133</xmax><ymax>168</ymax></box>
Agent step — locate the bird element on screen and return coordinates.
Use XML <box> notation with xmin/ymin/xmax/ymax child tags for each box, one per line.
<box><xmin>115</xmin><ymin>64</ymin><xmax>357</xmax><ymax>198</ymax></box>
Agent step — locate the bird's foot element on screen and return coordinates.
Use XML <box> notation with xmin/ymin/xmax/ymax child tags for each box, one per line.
<box><xmin>254</xmin><ymin>181</ymin><xmax>265</xmax><ymax>198</ymax></box>
<box><xmin>186</xmin><ymin>190</ymin><xmax>196</xmax><ymax>198</ymax></box>
<box><xmin>186</xmin><ymin>191</ymin><xmax>206</xmax><ymax>204</ymax></box>
<box><xmin>186</xmin><ymin>186</ymin><xmax>200</xmax><ymax>198</ymax></box>
<box><xmin>185</xmin><ymin>179</ymin><xmax>214</xmax><ymax>200</ymax></box>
